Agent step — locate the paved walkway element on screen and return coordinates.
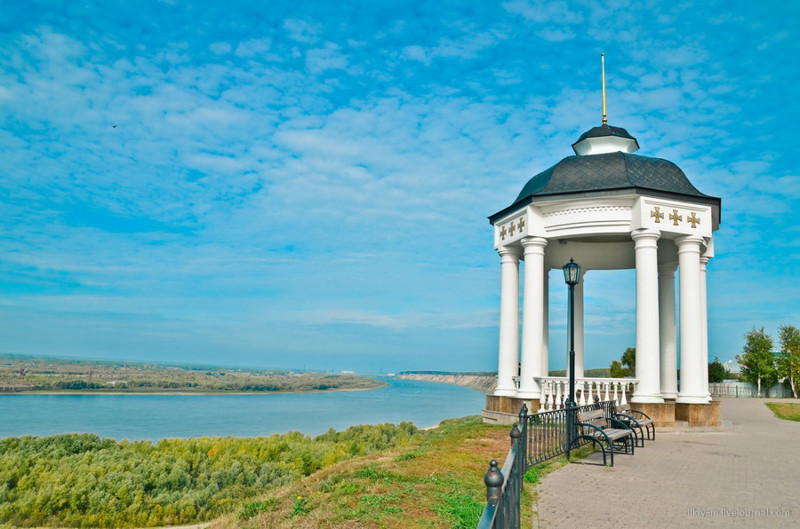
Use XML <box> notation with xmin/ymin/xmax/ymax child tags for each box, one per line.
<box><xmin>534</xmin><ymin>399</ymin><xmax>800</xmax><ymax>528</ymax></box>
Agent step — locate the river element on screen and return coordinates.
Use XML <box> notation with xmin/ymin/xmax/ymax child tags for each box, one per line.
<box><xmin>0</xmin><ymin>377</ymin><xmax>486</xmax><ymax>441</ymax></box>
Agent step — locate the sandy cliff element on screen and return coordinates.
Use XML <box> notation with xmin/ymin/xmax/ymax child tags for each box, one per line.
<box><xmin>395</xmin><ymin>373</ymin><xmax>496</xmax><ymax>393</ymax></box>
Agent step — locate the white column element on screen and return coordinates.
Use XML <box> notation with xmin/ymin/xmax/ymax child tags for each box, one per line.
<box><xmin>519</xmin><ymin>238</ymin><xmax>547</xmax><ymax>398</ymax></box>
<box><xmin>632</xmin><ymin>229</ymin><xmax>663</xmax><ymax>403</ymax></box>
<box><xmin>495</xmin><ymin>246</ymin><xmax>522</xmax><ymax>396</ymax></box>
<box><xmin>658</xmin><ymin>264</ymin><xmax>678</xmax><ymax>400</ymax></box>
<box><xmin>542</xmin><ymin>268</ymin><xmax>550</xmax><ymax>378</ymax></box>
<box><xmin>677</xmin><ymin>236</ymin><xmax>706</xmax><ymax>403</ymax></box>
<box><xmin>700</xmin><ymin>256</ymin><xmax>711</xmax><ymax>401</ymax></box>
<box><xmin>574</xmin><ymin>272</ymin><xmax>585</xmax><ymax>379</ymax></box>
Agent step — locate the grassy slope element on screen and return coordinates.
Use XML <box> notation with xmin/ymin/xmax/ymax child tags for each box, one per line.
<box><xmin>213</xmin><ymin>416</ymin><xmax>584</xmax><ymax>529</ymax></box>
<box><xmin>211</xmin><ymin>416</ymin><xmax>530</xmax><ymax>529</ymax></box>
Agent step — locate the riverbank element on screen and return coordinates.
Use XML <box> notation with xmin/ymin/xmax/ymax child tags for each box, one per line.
<box><xmin>395</xmin><ymin>372</ymin><xmax>495</xmax><ymax>392</ymax></box>
<box><xmin>0</xmin><ymin>353</ymin><xmax>385</xmax><ymax>395</ymax></box>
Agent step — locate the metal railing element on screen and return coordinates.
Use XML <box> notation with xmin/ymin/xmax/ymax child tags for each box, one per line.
<box><xmin>477</xmin><ymin>406</ymin><xmax>527</xmax><ymax>529</ymax></box>
<box><xmin>477</xmin><ymin>400</ymin><xmax>617</xmax><ymax>529</ymax></box>
<box><xmin>527</xmin><ymin>399</ymin><xmax>615</xmax><ymax>465</ymax></box>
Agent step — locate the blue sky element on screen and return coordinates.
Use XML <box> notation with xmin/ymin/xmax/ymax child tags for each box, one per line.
<box><xmin>1</xmin><ymin>0</ymin><xmax>798</xmax><ymax>373</ymax></box>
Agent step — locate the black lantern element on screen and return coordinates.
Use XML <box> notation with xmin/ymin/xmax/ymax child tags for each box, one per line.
<box><xmin>562</xmin><ymin>258</ymin><xmax>581</xmax><ymax>459</ymax></box>
<box><xmin>562</xmin><ymin>258</ymin><xmax>581</xmax><ymax>286</ymax></box>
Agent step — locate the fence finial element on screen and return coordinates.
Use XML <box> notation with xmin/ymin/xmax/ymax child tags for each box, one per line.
<box><xmin>510</xmin><ymin>422</ymin><xmax>521</xmax><ymax>448</ymax></box>
<box><xmin>484</xmin><ymin>459</ymin><xmax>504</xmax><ymax>501</ymax></box>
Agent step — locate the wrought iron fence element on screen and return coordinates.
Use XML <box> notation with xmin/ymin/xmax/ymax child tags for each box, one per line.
<box><xmin>476</xmin><ymin>406</ymin><xmax>527</xmax><ymax>529</ymax></box>
<box><xmin>527</xmin><ymin>400</ymin><xmax>615</xmax><ymax>465</ymax></box>
<box><xmin>477</xmin><ymin>400</ymin><xmax>617</xmax><ymax>529</ymax></box>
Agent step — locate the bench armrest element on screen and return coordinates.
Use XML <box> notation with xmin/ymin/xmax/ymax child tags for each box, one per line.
<box><xmin>613</xmin><ymin>412</ymin><xmax>642</xmax><ymax>428</ymax></box>
<box><xmin>576</xmin><ymin>421</ymin><xmax>612</xmax><ymax>443</ymax></box>
<box><xmin>625</xmin><ymin>409</ymin><xmax>653</xmax><ymax>421</ymax></box>
<box><xmin>607</xmin><ymin>417</ymin><xmax>633</xmax><ymax>431</ymax></box>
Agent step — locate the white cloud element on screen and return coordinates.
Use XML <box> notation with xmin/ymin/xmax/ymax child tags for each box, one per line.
<box><xmin>502</xmin><ymin>0</ymin><xmax>585</xmax><ymax>24</ymax></box>
<box><xmin>283</xmin><ymin>18</ymin><xmax>320</xmax><ymax>44</ymax></box>
<box><xmin>235</xmin><ymin>38</ymin><xmax>271</xmax><ymax>58</ymax></box>
<box><xmin>209</xmin><ymin>42</ymin><xmax>231</xmax><ymax>55</ymax></box>
<box><xmin>305</xmin><ymin>44</ymin><xmax>349</xmax><ymax>74</ymax></box>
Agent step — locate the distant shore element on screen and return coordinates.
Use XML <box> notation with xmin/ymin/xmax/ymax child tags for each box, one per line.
<box><xmin>0</xmin><ymin>382</ymin><xmax>388</xmax><ymax>396</ymax></box>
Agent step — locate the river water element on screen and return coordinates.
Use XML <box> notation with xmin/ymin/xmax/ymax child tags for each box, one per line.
<box><xmin>0</xmin><ymin>378</ymin><xmax>485</xmax><ymax>441</ymax></box>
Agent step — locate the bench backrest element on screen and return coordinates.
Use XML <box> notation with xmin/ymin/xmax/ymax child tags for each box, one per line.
<box><xmin>615</xmin><ymin>403</ymin><xmax>631</xmax><ymax>414</ymax></box>
<box><xmin>577</xmin><ymin>409</ymin><xmax>606</xmax><ymax>428</ymax></box>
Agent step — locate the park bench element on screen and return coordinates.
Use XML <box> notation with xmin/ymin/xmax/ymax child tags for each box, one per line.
<box><xmin>574</xmin><ymin>408</ymin><xmax>634</xmax><ymax>467</ymax></box>
<box><xmin>613</xmin><ymin>403</ymin><xmax>655</xmax><ymax>447</ymax></box>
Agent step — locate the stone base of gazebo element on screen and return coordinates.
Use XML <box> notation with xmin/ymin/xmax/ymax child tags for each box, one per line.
<box><xmin>675</xmin><ymin>400</ymin><xmax>721</xmax><ymax>427</ymax></box>
<box><xmin>482</xmin><ymin>395</ymin><xmax>531</xmax><ymax>424</ymax></box>
<box><xmin>631</xmin><ymin>400</ymin><xmax>676</xmax><ymax>428</ymax></box>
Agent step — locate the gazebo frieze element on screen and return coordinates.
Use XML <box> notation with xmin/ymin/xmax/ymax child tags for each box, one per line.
<box><xmin>492</xmin><ymin>206</ymin><xmax>532</xmax><ymax>247</ymax></box>
<box><xmin>494</xmin><ymin>195</ymin><xmax>715</xmax><ymax>250</ymax></box>
<box><xmin>633</xmin><ymin>197</ymin><xmax>714</xmax><ymax>238</ymax></box>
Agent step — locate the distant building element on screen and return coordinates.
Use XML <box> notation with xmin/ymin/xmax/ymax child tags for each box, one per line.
<box><xmin>722</xmin><ymin>360</ymin><xmax>740</xmax><ymax>374</ymax></box>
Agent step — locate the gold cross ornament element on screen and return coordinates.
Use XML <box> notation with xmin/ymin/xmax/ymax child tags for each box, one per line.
<box><xmin>518</xmin><ymin>217</ymin><xmax>526</xmax><ymax>231</ymax></box>
<box><xmin>669</xmin><ymin>209</ymin><xmax>683</xmax><ymax>226</ymax></box>
<box><xmin>687</xmin><ymin>212</ymin><xmax>701</xmax><ymax>228</ymax></box>
<box><xmin>509</xmin><ymin>221</ymin><xmax>516</xmax><ymax>236</ymax></box>
<box><xmin>650</xmin><ymin>207</ymin><xmax>664</xmax><ymax>223</ymax></box>
<box><xmin>500</xmin><ymin>226</ymin><xmax>508</xmax><ymax>240</ymax></box>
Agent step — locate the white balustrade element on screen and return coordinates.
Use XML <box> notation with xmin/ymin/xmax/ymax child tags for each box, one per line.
<box><xmin>533</xmin><ymin>377</ymin><xmax>639</xmax><ymax>410</ymax></box>
<box><xmin>555</xmin><ymin>381</ymin><xmax>563</xmax><ymax>410</ymax></box>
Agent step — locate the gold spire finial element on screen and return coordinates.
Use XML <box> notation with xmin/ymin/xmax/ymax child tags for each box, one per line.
<box><xmin>601</xmin><ymin>53</ymin><xmax>607</xmax><ymax>125</ymax></box>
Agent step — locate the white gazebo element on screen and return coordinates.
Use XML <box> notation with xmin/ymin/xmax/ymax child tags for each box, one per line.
<box><xmin>483</xmin><ymin>123</ymin><xmax>721</xmax><ymax>427</ymax></box>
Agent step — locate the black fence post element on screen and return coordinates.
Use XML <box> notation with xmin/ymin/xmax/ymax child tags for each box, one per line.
<box><xmin>509</xmin><ymin>423</ymin><xmax>521</xmax><ymax>529</ymax></box>
<box><xmin>518</xmin><ymin>404</ymin><xmax>528</xmax><ymax>467</ymax></box>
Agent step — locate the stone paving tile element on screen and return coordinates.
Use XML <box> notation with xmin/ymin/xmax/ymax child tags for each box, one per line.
<box><xmin>533</xmin><ymin>399</ymin><xmax>800</xmax><ymax>529</ymax></box>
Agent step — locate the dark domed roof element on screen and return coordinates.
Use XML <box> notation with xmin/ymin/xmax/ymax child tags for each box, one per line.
<box><xmin>488</xmin><ymin>123</ymin><xmax>722</xmax><ymax>224</ymax></box>
<box><xmin>515</xmin><ymin>152</ymin><xmax>706</xmax><ymax>202</ymax></box>
<box><xmin>489</xmin><ymin>151</ymin><xmax>720</xmax><ymax>223</ymax></box>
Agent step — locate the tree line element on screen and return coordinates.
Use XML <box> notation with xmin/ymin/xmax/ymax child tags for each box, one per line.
<box><xmin>737</xmin><ymin>325</ymin><xmax>800</xmax><ymax>397</ymax></box>
<box><xmin>0</xmin><ymin>422</ymin><xmax>422</xmax><ymax>527</ymax></box>
<box><xmin>607</xmin><ymin>324</ymin><xmax>800</xmax><ymax>397</ymax></box>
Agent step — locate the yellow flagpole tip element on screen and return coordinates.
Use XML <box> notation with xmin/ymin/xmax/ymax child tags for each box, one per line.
<box><xmin>601</xmin><ymin>53</ymin><xmax>607</xmax><ymax>125</ymax></box>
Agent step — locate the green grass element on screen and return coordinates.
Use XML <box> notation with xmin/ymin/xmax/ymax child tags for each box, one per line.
<box><xmin>220</xmin><ymin>416</ymin><xmax>524</xmax><ymax>528</ymax></box>
<box><xmin>220</xmin><ymin>416</ymin><xmax>604</xmax><ymax>529</ymax></box>
<box><xmin>766</xmin><ymin>402</ymin><xmax>800</xmax><ymax>422</ymax></box>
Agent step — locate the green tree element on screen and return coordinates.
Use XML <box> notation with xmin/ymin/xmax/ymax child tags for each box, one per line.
<box><xmin>609</xmin><ymin>348</ymin><xmax>635</xmax><ymax>378</ymax></box>
<box><xmin>621</xmin><ymin>347</ymin><xmax>636</xmax><ymax>376</ymax></box>
<box><xmin>609</xmin><ymin>360</ymin><xmax>627</xmax><ymax>378</ymax></box>
<box><xmin>736</xmin><ymin>327</ymin><xmax>777</xmax><ymax>397</ymax></box>
<box><xmin>708</xmin><ymin>357</ymin><xmax>729</xmax><ymax>383</ymax></box>
<box><xmin>778</xmin><ymin>324</ymin><xmax>800</xmax><ymax>398</ymax></box>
